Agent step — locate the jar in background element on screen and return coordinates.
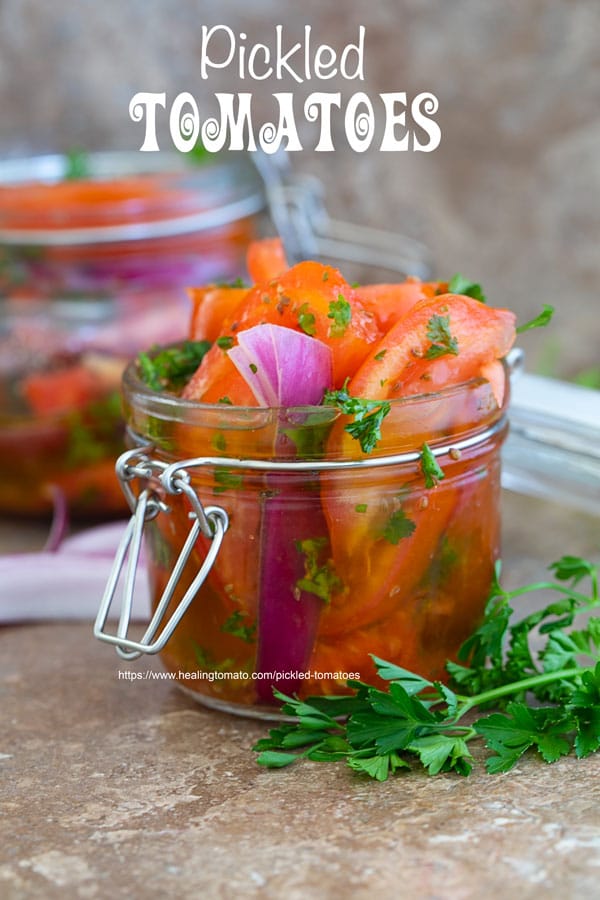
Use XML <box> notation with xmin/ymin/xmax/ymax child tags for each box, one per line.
<box><xmin>94</xmin><ymin>354</ymin><xmax>508</xmax><ymax>719</ymax></box>
<box><xmin>0</xmin><ymin>151</ymin><xmax>265</xmax><ymax>516</ymax></box>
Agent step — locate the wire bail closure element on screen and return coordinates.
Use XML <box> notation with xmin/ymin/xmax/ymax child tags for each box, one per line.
<box><xmin>93</xmin><ymin>449</ymin><xmax>229</xmax><ymax>660</ymax></box>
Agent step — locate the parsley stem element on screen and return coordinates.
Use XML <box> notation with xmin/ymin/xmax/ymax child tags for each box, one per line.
<box><xmin>455</xmin><ymin>665</ymin><xmax>589</xmax><ymax>718</ymax></box>
<box><xmin>504</xmin><ymin>582</ymin><xmax>599</xmax><ymax>606</ymax></box>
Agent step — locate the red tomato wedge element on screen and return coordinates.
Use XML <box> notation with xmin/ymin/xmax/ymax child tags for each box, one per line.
<box><xmin>21</xmin><ymin>365</ymin><xmax>104</xmax><ymax>416</ymax></box>
<box><xmin>185</xmin><ymin>260</ymin><xmax>380</xmax><ymax>398</ymax></box>
<box><xmin>319</xmin><ymin>474</ymin><xmax>459</xmax><ymax>637</ymax></box>
<box><xmin>246</xmin><ymin>237</ymin><xmax>289</xmax><ymax>283</ymax></box>
<box><xmin>188</xmin><ymin>287</ymin><xmax>249</xmax><ymax>343</ymax></box>
<box><xmin>356</xmin><ymin>280</ymin><xmax>447</xmax><ymax>333</ymax></box>
<box><xmin>0</xmin><ymin>177</ymin><xmax>172</xmax><ymax>229</ymax></box>
<box><xmin>349</xmin><ymin>293</ymin><xmax>516</xmax><ymax>401</ymax></box>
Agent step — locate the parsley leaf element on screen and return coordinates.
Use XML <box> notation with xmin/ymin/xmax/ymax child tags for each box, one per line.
<box><xmin>475</xmin><ymin>704</ymin><xmax>574</xmax><ymax>772</ymax></box>
<box><xmin>298</xmin><ymin>303</ymin><xmax>317</xmax><ymax>336</ymax></box>
<box><xmin>138</xmin><ymin>341</ymin><xmax>211</xmax><ymax>392</ymax></box>
<box><xmin>420</xmin><ymin>442</ymin><xmax>445</xmax><ymax>488</ymax></box>
<box><xmin>64</xmin><ymin>148</ymin><xmax>90</xmax><ymax>180</ymax></box>
<box><xmin>448</xmin><ymin>274</ymin><xmax>486</xmax><ymax>303</ymax></box>
<box><xmin>382</xmin><ymin>509</ymin><xmax>416</xmax><ymax>545</ymax></box>
<box><xmin>424</xmin><ymin>314</ymin><xmax>459</xmax><ymax>359</ymax></box>
<box><xmin>327</xmin><ymin>295</ymin><xmax>352</xmax><ymax>337</ymax></box>
<box><xmin>213</xmin><ymin>469</ymin><xmax>243</xmax><ymax>494</ymax></box>
<box><xmin>323</xmin><ymin>386</ymin><xmax>391</xmax><ymax>453</ymax></box>
<box><xmin>409</xmin><ymin>734</ymin><xmax>473</xmax><ymax>776</ymax></box>
<box><xmin>295</xmin><ymin>538</ymin><xmax>344</xmax><ymax>603</ymax></box>
<box><xmin>253</xmin><ymin>555</ymin><xmax>600</xmax><ymax>780</ymax></box>
<box><xmin>221</xmin><ymin>610</ymin><xmax>256</xmax><ymax>643</ymax></box>
<box><xmin>516</xmin><ymin>305</ymin><xmax>555</xmax><ymax>334</ymax></box>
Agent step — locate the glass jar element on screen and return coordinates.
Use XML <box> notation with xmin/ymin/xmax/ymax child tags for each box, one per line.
<box><xmin>95</xmin><ymin>353</ymin><xmax>508</xmax><ymax>719</ymax></box>
<box><xmin>0</xmin><ymin>151</ymin><xmax>264</xmax><ymax>516</ymax></box>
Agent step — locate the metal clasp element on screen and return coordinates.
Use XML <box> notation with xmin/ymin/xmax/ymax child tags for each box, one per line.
<box><xmin>93</xmin><ymin>449</ymin><xmax>228</xmax><ymax>659</ymax></box>
<box><xmin>254</xmin><ymin>152</ymin><xmax>432</xmax><ymax>279</ymax></box>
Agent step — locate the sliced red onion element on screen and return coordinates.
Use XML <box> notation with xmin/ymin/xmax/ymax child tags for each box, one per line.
<box><xmin>0</xmin><ymin>521</ymin><xmax>150</xmax><ymax>624</ymax></box>
<box><xmin>228</xmin><ymin>323</ymin><xmax>333</xmax><ymax>408</ymax></box>
<box><xmin>229</xmin><ymin>324</ymin><xmax>334</xmax><ymax>702</ymax></box>
<box><xmin>43</xmin><ymin>486</ymin><xmax>70</xmax><ymax>553</ymax></box>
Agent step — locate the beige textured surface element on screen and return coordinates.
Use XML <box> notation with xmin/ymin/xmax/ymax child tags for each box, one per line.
<box><xmin>1</xmin><ymin>493</ymin><xmax>600</xmax><ymax>899</ymax></box>
<box><xmin>0</xmin><ymin>617</ymin><xmax>599</xmax><ymax>900</ymax></box>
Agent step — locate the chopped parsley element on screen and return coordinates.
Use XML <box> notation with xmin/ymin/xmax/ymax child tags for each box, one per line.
<box><xmin>221</xmin><ymin>610</ymin><xmax>256</xmax><ymax>643</ymax></box>
<box><xmin>355</xmin><ymin>503</ymin><xmax>368</xmax><ymax>513</ymax></box>
<box><xmin>424</xmin><ymin>314</ymin><xmax>459</xmax><ymax>359</ymax></box>
<box><xmin>323</xmin><ymin>385</ymin><xmax>391</xmax><ymax>454</ymax></box>
<box><xmin>327</xmin><ymin>295</ymin><xmax>352</xmax><ymax>337</ymax></box>
<box><xmin>448</xmin><ymin>274</ymin><xmax>487</xmax><ymax>303</ymax></box>
<box><xmin>516</xmin><ymin>304</ymin><xmax>555</xmax><ymax>334</ymax></box>
<box><xmin>65</xmin><ymin>391</ymin><xmax>123</xmax><ymax>468</ymax></box>
<box><xmin>193</xmin><ymin>644</ymin><xmax>235</xmax><ymax>672</ymax></box>
<box><xmin>213</xmin><ymin>469</ymin><xmax>243</xmax><ymax>494</ymax></box>
<box><xmin>216</xmin><ymin>335</ymin><xmax>235</xmax><ymax>350</ymax></box>
<box><xmin>374</xmin><ymin>350</ymin><xmax>387</xmax><ymax>361</ymax></box>
<box><xmin>295</xmin><ymin>537</ymin><xmax>344</xmax><ymax>604</ymax></box>
<box><xmin>64</xmin><ymin>148</ymin><xmax>90</xmax><ymax>180</ymax></box>
<box><xmin>137</xmin><ymin>340</ymin><xmax>211</xmax><ymax>392</ymax></box>
<box><xmin>217</xmin><ymin>276</ymin><xmax>247</xmax><ymax>288</ymax></box>
<box><xmin>420</xmin><ymin>442</ymin><xmax>445</xmax><ymax>488</ymax></box>
<box><xmin>211</xmin><ymin>432</ymin><xmax>227</xmax><ymax>452</ymax></box>
<box><xmin>382</xmin><ymin>508</ymin><xmax>417</xmax><ymax>545</ymax></box>
<box><xmin>297</xmin><ymin>303</ymin><xmax>317</xmax><ymax>336</ymax></box>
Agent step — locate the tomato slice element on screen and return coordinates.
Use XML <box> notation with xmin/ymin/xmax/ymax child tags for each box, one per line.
<box><xmin>319</xmin><ymin>474</ymin><xmax>459</xmax><ymax>637</ymax></box>
<box><xmin>21</xmin><ymin>365</ymin><xmax>105</xmax><ymax>416</ymax></box>
<box><xmin>246</xmin><ymin>237</ymin><xmax>289</xmax><ymax>283</ymax></box>
<box><xmin>186</xmin><ymin>261</ymin><xmax>380</xmax><ymax>396</ymax></box>
<box><xmin>356</xmin><ymin>280</ymin><xmax>447</xmax><ymax>332</ymax></box>
<box><xmin>349</xmin><ymin>293</ymin><xmax>516</xmax><ymax>400</ymax></box>
<box><xmin>310</xmin><ymin>450</ymin><xmax>502</xmax><ymax>695</ymax></box>
<box><xmin>188</xmin><ymin>287</ymin><xmax>249</xmax><ymax>342</ymax></box>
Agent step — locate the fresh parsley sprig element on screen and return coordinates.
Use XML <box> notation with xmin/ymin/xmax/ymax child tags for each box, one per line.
<box><xmin>424</xmin><ymin>314</ymin><xmax>459</xmax><ymax>359</ymax></box>
<box><xmin>138</xmin><ymin>340</ymin><xmax>211</xmax><ymax>392</ymax></box>
<box><xmin>327</xmin><ymin>296</ymin><xmax>352</xmax><ymax>337</ymax></box>
<box><xmin>448</xmin><ymin>274</ymin><xmax>486</xmax><ymax>303</ymax></box>
<box><xmin>516</xmin><ymin>305</ymin><xmax>555</xmax><ymax>334</ymax></box>
<box><xmin>323</xmin><ymin>384</ymin><xmax>391</xmax><ymax>453</ymax></box>
<box><xmin>254</xmin><ymin>555</ymin><xmax>600</xmax><ymax>778</ymax></box>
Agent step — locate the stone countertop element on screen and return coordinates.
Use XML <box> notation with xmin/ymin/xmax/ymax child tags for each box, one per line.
<box><xmin>1</xmin><ymin>494</ymin><xmax>600</xmax><ymax>899</ymax></box>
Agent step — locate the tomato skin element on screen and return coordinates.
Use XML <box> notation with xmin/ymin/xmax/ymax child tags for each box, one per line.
<box><xmin>182</xmin><ymin>347</ymin><xmax>258</xmax><ymax>406</ymax></box>
<box><xmin>319</xmin><ymin>473</ymin><xmax>459</xmax><ymax>637</ymax></box>
<box><xmin>246</xmin><ymin>237</ymin><xmax>289</xmax><ymax>283</ymax></box>
<box><xmin>188</xmin><ymin>287</ymin><xmax>249</xmax><ymax>343</ymax></box>
<box><xmin>21</xmin><ymin>365</ymin><xmax>105</xmax><ymax>416</ymax></box>
<box><xmin>356</xmin><ymin>280</ymin><xmax>447</xmax><ymax>332</ymax></box>
<box><xmin>349</xmin><ymin>293</ymin><xmax>516</xmax><ymax>401</ymax></box>
<box><xmin>185</xmin><ymin>260</ymin><xmax>380</xmax><ymax>398</ymax></box>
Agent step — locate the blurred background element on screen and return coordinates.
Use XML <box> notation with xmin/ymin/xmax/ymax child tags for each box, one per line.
<box><xmin>0</xmin><ymin>0</ymin><xmax>598</xmax><ymax>378</ymax></box>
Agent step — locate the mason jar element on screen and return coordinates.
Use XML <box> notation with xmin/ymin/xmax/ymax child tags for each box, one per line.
<box><xmin>0</xmin><ymin>151</ymin><xmax>265</xmax><ymax>516</ymax></box>
<box><xmin>94</xmin><ymin>351</ymin><xmax>508</xmax><ymax>719</ymax></box>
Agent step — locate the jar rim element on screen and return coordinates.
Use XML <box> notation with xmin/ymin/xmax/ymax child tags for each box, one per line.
<box><xmin>0</xmin><ymin>151</ymin><xmax>265</xmax><ymax>246</ymax></box>
<box><xmin>122</xmin><ymin>351</ymin><xmax>507</xmax><ymax>459</ymax></box>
